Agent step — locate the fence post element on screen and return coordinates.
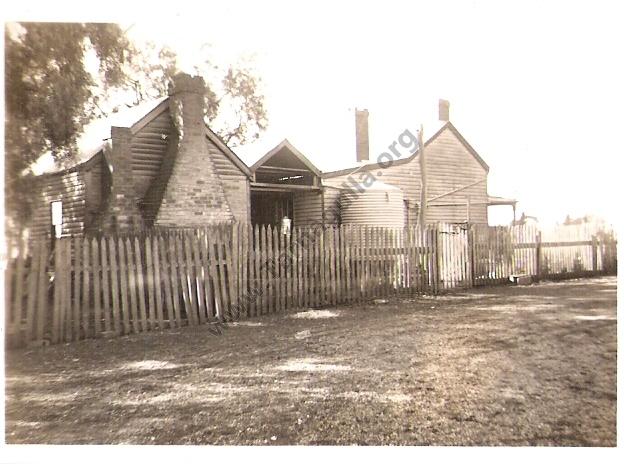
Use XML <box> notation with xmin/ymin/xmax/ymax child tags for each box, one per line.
<box><xmin>534</xmin><ymin>231</ymin><xmax>542</xmax><ymax>282</ymax></box>
<box><xmin>433</xmin><ymin>224</ymin><xmax>441</xmax><ymax>294</ymax></box>
<box><xmin>591</xmin><ymin>235</ymin><xmax>599</xmax><ymax>274</ymax></box>
<box><xmin>467</xmin><ymin>225</ymin><xmax>475</xmax><ymax>288</ymax></box>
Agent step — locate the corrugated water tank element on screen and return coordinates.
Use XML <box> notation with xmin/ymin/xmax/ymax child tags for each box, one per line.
<box><xmin>340</xmin><ymin>180</ymin><xmax>405</xmax><ymax>227</ymax></box>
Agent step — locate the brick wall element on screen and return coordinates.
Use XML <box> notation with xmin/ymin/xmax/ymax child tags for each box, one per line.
<box><xmin>100</xmin><ymin>127</ymin><xmax>144</xmax><ymax>232</ymax></box>
<box><xmin>154</xmin><ymin>74</ymin><xmax>234</xmax><ymax>227</ymax></box>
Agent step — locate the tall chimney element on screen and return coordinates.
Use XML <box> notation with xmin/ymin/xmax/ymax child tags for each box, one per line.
<box><xmin>439</xmin><ymin>99</ymin><xmax>450</xmax><ymax>122</ymax></box>
<box><xmin>154</xmin><ymin>73</ymin><xmax>234</xmax><ymax>227</ymax></box>
<box><xmin>355</xmin><ymin>108</ymin><xmax>370</xmax><ymax>162</ymax></box>
<box><xmin>100</xmin><ymin>126</ymin><xmax>143</xmax><ymax>232</ymax></box>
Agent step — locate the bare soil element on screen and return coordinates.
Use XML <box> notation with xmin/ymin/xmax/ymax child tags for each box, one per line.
<box><xmin>4</xmin><ymin>276</ymin><xmax>617</xmax><ymax>445</ymax></box>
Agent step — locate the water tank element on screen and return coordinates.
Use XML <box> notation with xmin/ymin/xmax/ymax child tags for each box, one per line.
<box><xmin>340</xmin><ymin>180</ymin><xmax>405</xmax><ymax>227</ymax></box>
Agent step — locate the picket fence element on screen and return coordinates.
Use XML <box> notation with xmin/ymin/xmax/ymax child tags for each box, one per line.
<box><xmin>4</xmin><ymin>222</ymin><xmax>617</xmax><ymax>347</ymax></box>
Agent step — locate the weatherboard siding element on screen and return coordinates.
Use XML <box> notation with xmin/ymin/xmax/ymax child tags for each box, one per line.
<box><xmin>131</xmin><ymin>110</ymin><xmax>173</xmax><ymax>201</ymax></box>
<box><xmin>323</xmin><ymin>126</ymin><xmax>488</xmax><ymax>225</ymax></box>
<box><xmin>29</xmin><ymin>156</ymin><xmax>107</xmax><ymax>239</ymax></box>
<box><xmin>293</xmin><ymin>187</ymin><xmax>341</xmax><ymax>226</ymax></box>
<box><xmin>134</xmin><ymin>107</ymin><xmax>250</xmax><ymax>225</ymax></box>
<box><xmin>210</xmin><ymin>139</ymin><xmax>250</xmax><ymax>224</ymax></box>
<box><xmin>293</xmin><ymin>191</ymin><xmax>323</xmax><ymax>226</ymax></box>
<box><xmin>425</xmin><ymin>129</ymin><xmax>488</xmax><ymax>224</ymax></box>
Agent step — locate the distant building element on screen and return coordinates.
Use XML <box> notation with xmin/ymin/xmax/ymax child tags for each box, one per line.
<box><xmin>322</xmin><ymin>101</ymin><xmax>516</xmax><ymax>225</ymax></box>
<box><xmin>28</xmin><ymin>87</ymin><xmax>517</xmax><ymax>240</ymax></box>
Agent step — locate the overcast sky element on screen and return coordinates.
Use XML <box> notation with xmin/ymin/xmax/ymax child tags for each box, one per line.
<box><xmin>4</xmin><ymin>0</ymin><xmax>623</xmax><ymax>226</ymax></box>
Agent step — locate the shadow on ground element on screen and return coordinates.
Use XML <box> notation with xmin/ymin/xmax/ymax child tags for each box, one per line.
<box><xmin>5</xmin><ymin>276</ymin><xmax>617</xmax><ymax>445</ymax></box>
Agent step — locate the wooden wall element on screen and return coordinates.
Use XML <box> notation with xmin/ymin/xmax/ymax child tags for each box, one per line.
<box><xmin>131</xmin><ymin>110</ymin><xmax>172</xmax><ymax>201</ymax></box>
<box><xmin>293</xmin><ymin>187</ymin><xmax>341</xmax><ymax>227</ymax></box>
<box><xmin>28</xmin><ymin>102</ymin><xmax>253</xmax><ymax>238</ymax></box>
<box><xmin>293</xmin><ymin>191</ymin><xmax>322</xmax><ymax>226</ymax></box>
<box><xmin>138</xmin><ymin>107</ymin><xmax>250</xmax><ymax>225</ymax></box>
<box><xmin>425</xmin><ymin>129</ymin><xmax>488</xmax><ymax>224</ymax></box>
<box><xmin>29</xmin><ymin>155</ymin><xmax>107</xmax><ymax>239</ymax></box>
<box><xmin>323</xmin><ymin>125</ymin><xmax>489</xmax><ymax>225</ymax></box>
<box><xmin>210</xmin><ymin>139</ymin><xmax>250</xmax><ymax>224</ymax></box>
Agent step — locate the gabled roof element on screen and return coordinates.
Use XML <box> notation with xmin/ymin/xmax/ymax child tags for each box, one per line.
<box><xmin>34</xmin><ymin>151</ymin><xmax>107</xmax><ymax>180</ymax></box>
<box><xmin>32</xmin><ymin>96</ymin><xmax>252</xmax><ymax>179</ymax></box>
<box><xmin>251</xmin><ymin>139</ymin><xmax>322</xmax><ymax>177</ymax></box>
<box><xmin>205</xmin><ymin>127</ymin><xmax>252</xmax><ymax>178</ymax></box>
<box><xmin>322</xmin><ymin>121</ymin><xmax>489</xmax><ymax>179</ymax></box>
<box><xmin>129</xmin><ymin>98</ymin><xmax>252</xmax><ymax>178</ymax></box>
<box><xmin>128</xmin><ymin>97</ymin><xmax>170</xmax><ymax>134</ymax></box>
<box><xmin>446</xmin><ymin>122</ymin><xmax>489</xmax><ymax>172</ymax></box>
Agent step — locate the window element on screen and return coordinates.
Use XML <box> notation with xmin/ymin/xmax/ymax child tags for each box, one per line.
<box><xmin>51</xmin><ymin>201</ymin><xmax>63</xmax><ymax>238</ymax></box>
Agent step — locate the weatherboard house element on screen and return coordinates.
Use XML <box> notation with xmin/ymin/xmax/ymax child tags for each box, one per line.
<box><xmin>28</xmin><ymin>73</ymin><xmax>514</xmax><ymax>240</ymax></box>
<box><xmin>29</xmin><ymin>73</ymin><xmax>250</xmax><ymax>238</ymax></box>
<box><xmin>321</xmin><ymin>102</ymin><xmax>517</xmax><ymax>226</ymax></box>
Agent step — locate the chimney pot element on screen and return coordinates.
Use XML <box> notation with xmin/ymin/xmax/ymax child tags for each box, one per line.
<box><xmin>355</xmin><ymin>108</ymin><xmax>370</xmax><ymax>162</ymax></box>
<box><xmin>439</xmin><ymin>99</ymin><xmax>450</xmax><ymax>122</ymax></box>
<box><xmin>168</xmin><ymin>73</ymin><xmax>206</xmax><ymax>96</ymax></box>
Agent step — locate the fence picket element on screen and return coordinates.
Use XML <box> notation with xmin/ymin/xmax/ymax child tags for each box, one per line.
<box><xmin>253</xmin><ymin>225</ymin><xmax>261</xmax><ymax>316</ymax></box>
<box><xmin>73</xmin><ymin>237</ymin><xmax>82</xmax><ymax>340</ymax></box>
<box><xmin>201</xmin><ymin>230</ymin><xmax>216</xmax><ymax>320</ymax></box>
<box><xmin>12</xmin><ymin>243</ymin><xmax>26</xmax><ymax>336</ymax></box>
<box><xmin>92</xmin><ymin>238</ymin><xmax>102</xmax><ymax>336</ymax></box>
<box><xmin>328</xmin><ymin>227</ymin><xmax>336</xmax><ymax>306</ymax></box>
<box><xmin>134</xmin><ymin>237</ymin><xmax>148</xmax><ymax>332</ymax></box>
<box><xmin>158</xmin><ymin>235</ymin><xmax>174</xmax><ymax>327</ymax></box>
<box><xmin>301</xmin><ymin>228</ymin><xmax>309</xmax><ymax>307</ymax></box>
<box><xmin>101</xmin><ymin>237</ymin><xmax>113</xmax><ymax>334</ymax></box>
<box><xmin>182</xmin><ymin>232</ymin><xmax>198</xmax><ymax>326</ymax></box>
<box><xmin>81</xmin><ymin>237</ymin><xmax>91</xmax><ymax>339</ymax></box>
<box><xmin>125</xmin><ymin>237</ymin><xmax>140</xmax><ymax>333</ymax></box>
<box><xmin>24</xmin><ymin>241</ymin><xmax>40</xmax><ymax>343</ymax></box>
<box><xmin>175</xmin><ymin>234</ymin><xmax>191</xmax><ymax>326</ymax></box>
<box><xmin>225</xmin><ymin>225</ymin><xmax>237</xmax><ymax>320</ymax></box>
<box><xmin>5</xmin><ymin>220</ymin><xmax>617</xmax><ymax>349</ymax></box>
<box><xmin>268</xmin><ymin>225</ymin><xmax>276</xmax><ymax>313</ymax></box>
<box><xmin>169</xmin><ymin>235</ymin><xmax>183</xmax><ymax>326</ymax></box>
<box><xmin>191</xmin><ymin>232</ymin><xmax>207</xmax><ymax>325</ymax></box>
<box><xmin>118</xmin><ymin>237</ymin><xmax>132</xmax><ymax>334</ymax></box>
<box><xmin>278</xmin><ymin>227</ymin><xmax>285</xmax><ymax>311</ymax></box>
<box><xmin>217</xmin><ymin>227</ymin><xmax>232</xmax><ymax>320</ymax></box>
<box><xmin>51</xmin><ymin>241</ymin><xmax>62</xmax><ymax>343</ymax></box>
<box><xmin>145</xmin><ymin>236</ymin><xmax>156</xmax><ymax>330</ymax></box>
<box><xmin>63</xmin><ymin>239</ymin><xmax>72</xmax><ymax>342</ymax></box>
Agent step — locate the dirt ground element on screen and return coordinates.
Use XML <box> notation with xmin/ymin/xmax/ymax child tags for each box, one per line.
<box><xmin>4</xmin><ymin>276</ymin><xmax>617</xmax><ymax>445</ymax></box>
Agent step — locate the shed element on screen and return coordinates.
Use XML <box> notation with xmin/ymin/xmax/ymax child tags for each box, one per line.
<box><xmin>249</xmin><ymin>139</ymin><xmax>325</xmax><ymax>227</ymax></box>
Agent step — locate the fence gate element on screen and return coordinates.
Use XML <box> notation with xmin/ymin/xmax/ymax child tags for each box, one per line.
<box><xmin>473</xmin><ymin>225</ymin><xmax>514</xmax><ymax>286</ymax></box>
<box><xmin>437</xmin><ymin>223</ymin><xmax>471</xmax><ymax>290</ymax></box>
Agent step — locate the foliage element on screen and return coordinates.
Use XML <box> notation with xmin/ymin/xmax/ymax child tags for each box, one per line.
<box><xmin>116</xmin><ymin>44</ymin><xmax>268</xmax><ymax>146</ymax></box>
<box><xmin>4</xmin><ymin>22</ymin><xmax>268</xmax><ymax>234</ymax></box>
<box><xmin>4</xmin><ymin>22</ymin><xmax>130</xmax><ymax>229</ymax></box>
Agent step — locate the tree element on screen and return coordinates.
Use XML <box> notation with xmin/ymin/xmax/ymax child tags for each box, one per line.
<box><xmin>4</xmin><ymin>22</ymin><xmax>131</xmax><ymax>229</ymax></box>
<box><xmin>4</xmin><ymin>22</ymin><xmax>268</xmax><ymax>234</ymax></box>
<box><xmin>113</xmin><ymin>42</ymin><xmax>268</xmax><ymax>147</ymax></box>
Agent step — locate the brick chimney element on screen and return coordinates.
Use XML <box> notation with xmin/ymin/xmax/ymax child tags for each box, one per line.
<box><xmin>355</xmin><ymin>108</ymin><xmax>370</xmax><ymax>162</ymax></box>
<box><xmin>154</xmin><ymin>73</ymin><xmax>233</xmax><ymax>227</ymax></box>
<box><xmin>439</xmin><ymin>99</ymin><xmax>450</xmax><ymax>122</ymax></box>
<box><xmin>100</xmin><ymin>126</ymin><xmax>143</xmax><ymax>232</ymax></box>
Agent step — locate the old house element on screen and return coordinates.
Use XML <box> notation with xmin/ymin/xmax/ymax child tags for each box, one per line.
<box><xmin>248</xmin><ymin>139</ymin><xmax>324</xmax><ymax>227</ymax></box>
<box><xmin>322</xmin><ymin>100</ymin><xmax>516</xmax><ymax>225</ymax></box>
<box><xmin>28</xmin><ymin>81</ymin><xmax>514</xmax><ymax>240</ymax></box>
<box><xmin>28</xmin><ymin>73</ymin><xmax>252</xmax><ymax>239</ymax></box>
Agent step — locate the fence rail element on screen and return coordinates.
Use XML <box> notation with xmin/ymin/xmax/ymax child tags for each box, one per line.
<box><xmin>4</xmin><ymin>222</ymin><xmax>617</xmax><ymax>347</ymax></box>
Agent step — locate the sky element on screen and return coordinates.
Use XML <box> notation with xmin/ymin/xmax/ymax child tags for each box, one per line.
<box><xmin>3</xmin><ymin>0</ymin><xmax>623</xmax><ymax>227</ymax></box>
